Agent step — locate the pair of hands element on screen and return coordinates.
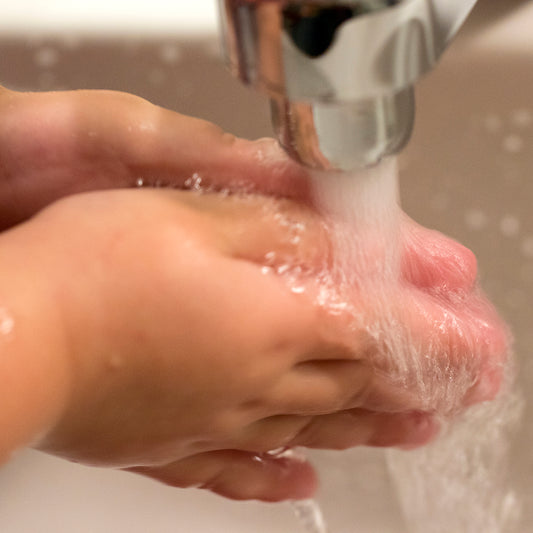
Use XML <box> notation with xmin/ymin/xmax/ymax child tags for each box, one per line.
<box><xmin>0</xmin><ymin>87</ymin><xmax>507</xmax><ymax>502</ymax></box>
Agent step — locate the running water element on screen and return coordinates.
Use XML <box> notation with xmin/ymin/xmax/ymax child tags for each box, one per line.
<box><xmin>274</xmin><ymin>158</ymin><xmax>522</xmax><ymax>532</ymax></box>
<box><xmin>172</xmin><ymin>155</ymin><xmax>522</xmax><ymax>532</ymax></box>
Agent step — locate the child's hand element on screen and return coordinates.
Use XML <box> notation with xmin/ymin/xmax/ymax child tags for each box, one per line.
<box><xmin>0</xmin><ymin>87</ymin><xmax>508</xmax><ymax>503</ymax></box>
<box><xmin>0</xmin><ymin>187</ymin><xmax>505</xmax><ymax>502</ymax></box>
<box><xmin>0</xmin><ymin>87</ymin><xmax>309</xmax><ymax>230</ymax></box>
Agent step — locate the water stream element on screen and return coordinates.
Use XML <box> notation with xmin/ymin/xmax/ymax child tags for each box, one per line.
<box><xmin>285</xmin><ymin>158</ymin><xmax>523</xmax><ymax>532</ymax></box>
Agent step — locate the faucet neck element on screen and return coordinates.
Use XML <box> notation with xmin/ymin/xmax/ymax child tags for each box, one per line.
<box><xmin>218</xmin><ymin>0</ymin><xmax>478</xmax><ymax>170</ymax></box>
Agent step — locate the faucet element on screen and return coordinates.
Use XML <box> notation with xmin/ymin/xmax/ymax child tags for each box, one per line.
<box><xmin>218</xmin><ymin>0</ymin><xmax>478</xmax><ymax>171</ymax></box>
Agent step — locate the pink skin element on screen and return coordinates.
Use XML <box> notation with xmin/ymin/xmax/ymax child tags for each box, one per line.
<box><xmin>0</xmin><ymin>88</ymin><xmax>507</xmax><ymax>502</ymax></box>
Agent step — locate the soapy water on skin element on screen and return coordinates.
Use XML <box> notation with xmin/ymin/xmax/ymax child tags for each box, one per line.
<box><xmin>263</xmin><ymin>158</ymin><xmax>523</xmax><ymax>533</ymax></box>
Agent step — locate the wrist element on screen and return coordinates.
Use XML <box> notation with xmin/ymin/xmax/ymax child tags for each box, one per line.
<box><xmin>0</xmin><ymin>221</ymin><xmax>71</xmax><ymax>462</ymax></box>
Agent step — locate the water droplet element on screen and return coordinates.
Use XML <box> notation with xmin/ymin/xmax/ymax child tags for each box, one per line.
<box><xmin>291</xmin><ymin>499</ymin><xmax>328</xmax><ymax>533</ymax></box>
<box><xmin>264</xmin><ymin>251</ymin><xmax>276</xmax><ymax>264</ymax></box>
<box><xmin>184</xmin><ymin>173</ymin><xmax>203</xmax><ymax>192</ymax></box>
<box><xmin>291</xmin><ymin>285</ymin><xmax>305</xmax><ymax>294</ymax></box>
<box><xmin>464</xmin><ymin>209</ymin><xmax>488</xmax><ymax>231</ymax></box>
<box><xmin>503</xmin><ymin>135</ymin><xmax>524</xmax><ymax>154</ymax></box>
<box><xmin>500</xmin><ymin>215</ymin><xmax>520</xmax><ymax>237</ymax></box>
<box><xmin>276</xmin><ymin>264</ymin><xmax>290</xmax><ymax>275</ymax></box>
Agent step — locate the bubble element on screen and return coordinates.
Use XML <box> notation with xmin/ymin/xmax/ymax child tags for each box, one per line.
<box><xmin>464</xmin><ymin>209</ymin><xmax>488</xmax><ymax>231</ymax></box>
<box><xmin>499</xmin><ymin>215</ymin><xmax>520</xmax><ymax>237</ymax></box>
<box><xmin>184</xmin><ymin>173</ymin><xmax>204</xmax><ymax>192</ymax></box>
<box><xmin>135</xmin><ymin>178</ymin><xmax>145</xmax><ymax>188</ymax></box>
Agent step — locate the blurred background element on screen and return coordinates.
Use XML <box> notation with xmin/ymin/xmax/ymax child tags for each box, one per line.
<box><xmin>0</xmin><ymin>0</ymin><xmax>532</xmax><ymax>531</ymax></box>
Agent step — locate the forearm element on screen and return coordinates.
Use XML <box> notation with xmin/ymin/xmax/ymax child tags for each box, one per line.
<box><xmin>0</xmin><ymin>223</ymin><xmax>70</xmax><ymax>463</ymax></box>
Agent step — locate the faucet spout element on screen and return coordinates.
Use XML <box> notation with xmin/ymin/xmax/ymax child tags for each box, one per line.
<box><xmin>218</xmin><ymin>0</ymin><xmax>478</xmax><ymax>171</ymax></box>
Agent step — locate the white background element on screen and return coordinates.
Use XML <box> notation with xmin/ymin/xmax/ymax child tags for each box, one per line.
<box><xmin>0</xmin><ymin>0</ymin><xmax>219</xmax><ymax>35</ymax></box>
<box><xmin>0</xmin><ymin>0</ymin><xmax>532</xmax><ymax>49</ymax></box>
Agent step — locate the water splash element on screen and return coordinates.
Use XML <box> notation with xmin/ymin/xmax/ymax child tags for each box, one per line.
<box><xmin>270</xmin><ymin>157</ymin><xmax>522</xmax><ymax>532</ymax></box>
<box><xmin>387</xmin><ymin>380</ymin><xmax>524</xmax><ymax>533</ymax></box>
<box><xmin>291</xmin><ymin>499</ymin><xmax>329</xmax><ymax>533</ymax></box>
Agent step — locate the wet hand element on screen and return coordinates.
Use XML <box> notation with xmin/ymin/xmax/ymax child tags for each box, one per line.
<box><xmin>4</xmin><ymin>188</ymin><xmax>432</xmax><ymax>502</ymax></box>
<box><xmin>0</xmin><ymin>88</ymin><xmax>508</xmax><ymax>503</ymax></box>
<box><xmin>0</xmin><ymin>86</ymin><xmax>309</xmax><ymax>230</ymax></box>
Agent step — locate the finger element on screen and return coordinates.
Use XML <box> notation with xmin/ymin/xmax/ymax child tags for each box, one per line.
<box><xmin>400</xmin><ymin>215</ymin><xmax>478</xmax><ymax>295</ymax></box>
<box><xmin>171</xmin><ymin>191</ymin><xmax>331</xmax><ymax>271</ymax></box>
<box><xmin>293</xmin><ymin>409</ymin><xmax>439</xmax><ymax>450</ymax></box>
<box><xmin>126</xmin><ymin>450</ymin><xmax>317</xmax><ymax>502</ymax></box>
<box><xmin>262</xmin><ymin>357</ymin><xmax>426</xmax><ymax>417</ymax></box>
<box><xmin>265</xmin><ymin>359</ymin><xmax>373</xmax><ymax>415</ymax></box>
<box><xmin>386</xmin><ymin>288</ymin><xmax>509</xmax><ymax>412</ymax></box>
<box><xmin>0</xmin><ymin>89</ymin><xmax>312</xmax><ymax>228</ymax></box>
<box><xmin>226</xmin><ymin>410</ymin><xmax>438</xmax><ymax>453</ymax></box>
<box><xmin>46</xmin><ymin>89</ymin><xmax>312</xmax><ymax>199</ymax></box>
<box><xmin>116</xmin><ymin>107</ymin><xmax>312</xmax><ymax>199</ymax></box>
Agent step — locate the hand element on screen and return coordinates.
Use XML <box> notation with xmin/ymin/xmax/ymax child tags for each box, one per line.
<box><xmin>5</xmin><ymin>188</ymin><xmax>432</xmax><ymax>498</ymax></box>
<box><xmin>2</xmin><ymin>187</ymin><xmax>505</xmax><ymax>502</ymax></box>
<box><xmin>0</xmin><ymin>86</ymin><xmax>310</xmax><ymax>230</ymax></box>
<box><xmin>0</xmin><ymin>88</ymin><xmax>508</xmax><ymax>503</ymax></box>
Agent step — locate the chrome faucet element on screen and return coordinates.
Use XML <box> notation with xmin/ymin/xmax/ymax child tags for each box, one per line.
<box><xmin>218</xmin><ymin>0</ymin><xmax>478</xmax><ymax>171</ymax></box>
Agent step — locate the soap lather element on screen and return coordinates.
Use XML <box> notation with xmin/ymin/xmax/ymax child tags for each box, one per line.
<box><xmin>218</xmin><ymin>0</ymin><xmax>478</xmax><ymax>171</ymax></box>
